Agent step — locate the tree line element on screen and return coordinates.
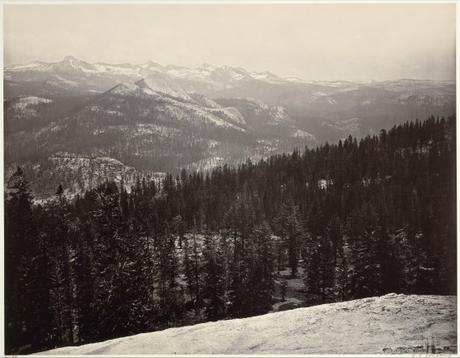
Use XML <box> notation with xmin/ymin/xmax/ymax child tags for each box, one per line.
<box><xmin>5</xmin><ymin>115</ymin><xmax>455</xmax><ymax>354</ymax></box>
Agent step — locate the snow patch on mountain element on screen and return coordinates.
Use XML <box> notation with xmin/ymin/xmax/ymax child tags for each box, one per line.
<box><xmin>13</xmin><ymin>96</ymin><xmax>53</xmax><ymax>110</ymax></box>
<box><xmin>268</xmin><ymin>105</ymin><xmax>289</xmax><ymax>123</ymax></box>
<box><xmin>109</xmin><ymin>83</ymin><xmax>139</xmax><ymax>96</ymax></box>
<box><xmin>63</xmin><ymin>56</ymin><xmax>93</xmax><ymax>72</ymax></box>
<box><xmin>284</xmin><ymin>76</ymin><xmax>310</xmax><ymax>83</ymax></box>
<box><xmin>161</xmin><ymin>102</ymin><xmax>245</xmax><ymax>131</ymax></box>
<box><xmin>104</xmin><ymin>80</ymin><xmax>247</xmax><ymax>132</ymax></box>
<box><xmin>251</xmin><ymin>71</ymin><xmax>286</xmax><ymax>84</ymax></box>
<box><xmin>88</xmin><ymin>105</ymin><xmax>123</xmax><ymax>116</ymax></box>
<box><xmin>398</xmin><ymin>93</ymin><xmax>450</xmax><ymax>107</ymax></box>
<box><xmin>313</xmin><ymin>91</ymin><xmax>327</xmax><ymax>97</ymax></box>
<box><xmin>244</xmin><ymin>97</ymin><xmax>270</xmax><ymax>111</ymax></box>
<box><xmin>165</xmin><ymin>65</ymin><xmax>214</xmax><ymax>81</ymax></box>
<box><xmin>93</xmin><ymin>63</ymin><xmax>142</xmax><ymax>77</ymax></box>
<box><xmin>133</xmin><ymin>124</ymin><xmax>181</xmax><ymax>137</ymax></box>
<box><xmin>208</xmin><ymin>107</ymin><xmax>246</xmax><ymax>126</ymax></box>
<box><xmin>11</xmin><ymin>96</ymin><xmax>53</xmax><ymax>117</ymax></box>
<box><xmin>187</xmin><ymin>156</ymin><xmax>225</xmax><ymax>171</ymax></box>
<box><xmin>328</xmin><ymin>117</ymin><xmax>362</xmax><ymax>134</ymax></box>
<box><xmin>8</xmin><ymin>61</ymin><xmax>51</xmax><ymax>72</ymax></box>
<box><xmin>141</xmin><ymin>75</ymin><xmax>192</xmax><ymax>101</ymax></box>
<box><xmin>292</xmin><ymin>129</ymin><xmax>315</xmax><ymax>140</ymax></box>
<box><xmin>188</xmin><ymin>92</ymin><xmax>221</xmax><ymax>108</ymax></box>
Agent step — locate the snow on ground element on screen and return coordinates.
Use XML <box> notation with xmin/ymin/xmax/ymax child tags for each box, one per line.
<box><xmin>11</xmin><ymin>96</ymin><xmax>54</xmax><ymax>117</ymax></box>
<box><xmin>142</xmin><ymin>76</ymin><xmax>193</xmax><ymax>101</ymax></box>
<box><xmin>38</xmin><ymin>294</ymin><xmax>456</xmax><ymax>355</ymax></box>
<box><xmin>7</xmin><ymin>61</ymin><xmax>51</xmax><ymax>72</ymax></box>
<box><xmin>268</xmin><ymin>105</ymin><xmax>289</xmax><ymax>123</ymax></box>
<box><xmin>292</xmin><ymin>129</ymin><xmax>315</xmax><ymax>140</ymax></box>
<box><xmin>161</xmin><ymin>101</ymin><xmax>246</xmax><ymax>132</ymax></box>
<box><xmin>272</xmin><ymin>267</ymin><xmax>307</xmax><ymax>312</ymax></box>
<box><xmin>251</xmin><ymin>71</ymin><xmax>286</xmax><ymax>84</ymax></box>
<box><xmin>110</xmin><ymin>83</ymin><xmax>139</xmax><ymax>95</ymax></box>
<box><xmin>93</xmin><ymin>63</ymin><xmax>142</xmax><ymax>77</ymax></box>
<box><xmin>209</xmin><ymin>107</ymin><xmax>246</xmax><ymax>126</ymax></box>
<box><xmin>132</xmin><ymin>123</ymin><xmax>181</xmax><ymax>137</ymax></box>
<box><xmin>13</xmin><ymin>96</ymin><xmax>53</xmax><ymax>111</ymax></box>
<box><xmin>187</xmin><ymin>156</ymin><xmax>226</xmax><ymax>172</ymax></box>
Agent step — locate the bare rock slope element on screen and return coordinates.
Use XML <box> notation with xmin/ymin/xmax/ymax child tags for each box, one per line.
<box><xmin>39</xmin><ymin>293</ymin><xmax>456</xmax><ymax>355</ymax></box>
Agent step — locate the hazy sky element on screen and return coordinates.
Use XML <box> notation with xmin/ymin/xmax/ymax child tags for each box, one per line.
<box><xmin>4</xmin><ymin>3</ymin><xmax>456</xmax><ymax>81</ymax></box>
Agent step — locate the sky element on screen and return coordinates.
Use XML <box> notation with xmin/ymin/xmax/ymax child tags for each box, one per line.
<box><xmin>3</xmin><ymin>3</ymin><xmax>456</xmax><ymax>81</ymax></box>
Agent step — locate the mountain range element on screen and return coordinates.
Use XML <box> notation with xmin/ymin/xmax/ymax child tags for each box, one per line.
<box><xmin>4</xmin><ymin>56</ymin><xmax>455</xmax><ymax>198</ymax></box>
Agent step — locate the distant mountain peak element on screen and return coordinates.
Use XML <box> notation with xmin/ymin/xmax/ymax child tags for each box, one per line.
<box><xmin>56</xmin><ymin>55</ymin><xmax>95</xmax><ymax>73</ymax></box>
<box><xmin>135</xmin><ymin>78</ymin><xmax>149</xmax><ymax>88</ymax></box>
<box><xmin>201</xmin><ymin>63</ymin><xmax>217</xmax><ymax>70</ymax></box>
<box><xmin>63</xmin><ymin>55</ymin><xmax>79</xmax><ymax>62</ymax></box>
<box><xmin>61</xmin><ymin>55</ymin><xmax>91</xmax><ymax>66</ymax></box>
<box><xmin>141</xmin><ymin>60</ymin><xmax>163</xmax><ymax>69</ymax></box>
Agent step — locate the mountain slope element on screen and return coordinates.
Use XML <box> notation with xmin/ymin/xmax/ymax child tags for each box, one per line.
<box><xmin>5</xmin><ymin>76</ymin><xmax>312</xmax><ymax>178</ymax></box>
<box><xmin>38</xmin><ymin>294</ymin><xmax>456</xmax><ymax>355</ymax></box>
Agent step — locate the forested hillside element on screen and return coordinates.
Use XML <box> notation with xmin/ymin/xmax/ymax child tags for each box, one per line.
<box><xmin>5</xmin><ymin>115</ymin><xmax>455</xmax><ymax>354</ymax></box>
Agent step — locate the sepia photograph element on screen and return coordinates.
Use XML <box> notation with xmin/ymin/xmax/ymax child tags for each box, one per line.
<box><xmin>2</xmin><ymin>1</ymin><xmax>457</xmax><ymax>355</ymax></box>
